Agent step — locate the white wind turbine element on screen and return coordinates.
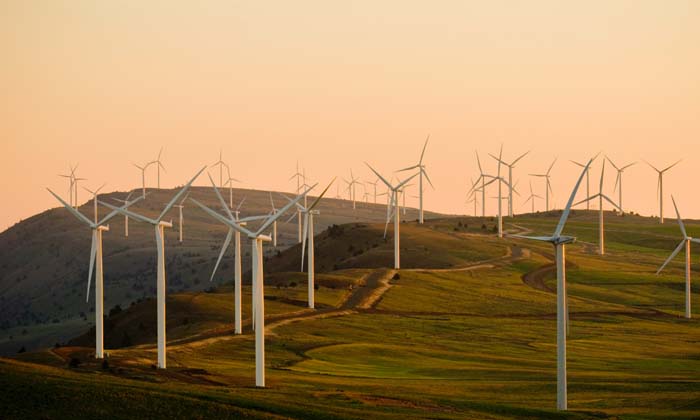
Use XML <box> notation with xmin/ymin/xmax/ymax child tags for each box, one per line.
<box><xmin>606</xmin><ymin>157</ymin><xmax>636</xmax><ymax>213</ymax></box>
<box><xmin>645</xmin><ymin>159</ymin><xmax>681</xmax><ymax>224</ymax></box>
<box><xmin>112</xmin><ymin>191</ymin><xmax>136</xmax><ymax>237</ymax></box>
<box><xmin>283</xmin><ymin>179</ymin><xmax>335</xmax><ymax>309</ymax></box>
<box><xmin>656</xmin><ymin>196</ymin><xmax>697</xmax><ymax>319</ymax></box>
<box><xmin>207</xmin><ymin>195</ymin><xmax>250</xmax><ymax>335</ymax></box>
<box><xmin>47</xmin><ymin>189</ymin><xmax>142</xmax><ymax>359</ymax></box>
<box><xmin>174</xmin><ymin>192</ymin><xmax>189</xmax><ymax>243</ymax></box>
<box><xmin>397</xmin><ymin>135</ymin><xmax>434</xmax><ymax>224</ymax></box>
<box><xmin>58</xmin><ymin>164</ymin><xmax>78</xmax><ymax>207</ymax></box>
<box><xmin>574</xmin><ymin>159</ymin><xmax>621</xmax><ymax>255</ymax></box>
<box><xmin>224</xmin><ymin>167</ymin><xmax>242</xmax><ymax>210</ymax></box>
<box><xmin>192</xmin><ymin>182</ymin><xmax>314</xmax><ymax>387</ymax></box>
<box><xmin>100</xmin><ymin>168</ymin><xmax>205</xmax><ymax>369</ymax></box>
<box><xmin>472</xmin><ymin>151</ymin><xmax>495</xmax><ymax>217</ymax></box>
<box><xmin>133</xmin><ymin>162</ymin><xmax>151</xmax><ymax>198</ymax></box>
<box><xmin>344</xmin><ymin>170</ymin><xmax>361</xmax><ymax>210</ymax></box>
<box><xmin>367</xmin><ymin>178</ymin><xmax>380</xmax><ymax>204</ymax></box>
<box><xmin>508</xmin><ymin>158</ymin><xmax>592</xmax><ymax>411</ymax></box>
<box><xmin>529</xmin><ymin>158</ymin><xmax>557</xmax><ymax>212</ymax></box>
<box><xmin>523</xmin><ymin>180</ymin><xmax>543</xmax><ymax>214</ymax></box>
<box><xmin>366</xmin><ymin>163</ymin><xmax>418</xmax><ymax>269</ymax></box>
<box><xmin>83</xmin><ymin>184</ymin><xmax>107</xmax><ymax>223</ymax></box>
<box><xmin>210</xmin><ymin>150</ymin><xmax>229</xmax><ymax>188</ymax></box>
<box><xmin>490</xmin><ymin>149</ymin><xmax>529</xmax><ymax>217</ymax></box>
<box><xmin>150</xmin><ymin>147</ymin><xmax>166</xmax><ymax>189</ymax></box>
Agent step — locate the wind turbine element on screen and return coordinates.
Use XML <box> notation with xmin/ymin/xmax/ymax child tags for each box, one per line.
<box><xmin>656</xmin><ymin>196</ymin><xmax>697</xmax><ymax>319</ymax></box>
<box><xmin>645</xmin><ymin>160</ymin><xmax>681</xmax><ymax>224</ymax></box>
<box><xmin>606</xmin><ymin>157</ymin><xmax>636</xmax><ymax>213</ymax></box>
<box><xmin>397</xmin><ymin>135</ymin><xmax>434</xmax><ymax>224</ymax></box>
<box><xmin>210</xmin><ymin>150</ymin><xmax>229</xmax><ymax>188</ymax></box>
<box><xmin>206</xmin><ymin>195</ymin><xmax>249</xmax><ymax>335</ymax></box>
<box><xmin>529</xmin><ymin>158</ymin><xmax>557</xmax><ymax>212</ymax></box>
<box><xmin>174</xmin><ymin>192</ymin><xmax>189</xmax><ymax>243</ymax></box>
<box><xmin>508</xmin><ymin>158</ymin><xmax>592</xmax><ymax>411</ymax></box>
<box><xmin>47</xmin><ymin>189</ymin><xmax>142</xmax><ymax>359</ymax></box>
<box><xmin>83</xmin><ymin>184</ymin><xmax>106</xmax><ymax>223</ymax></box>
<box><xmin>99</xmin><ymin>168</ymin><xmax>205</xmax><ymax>369</ymax></box>
<box><xmin>223</xmin><ymin>165</ymin><xmax>241</xmax><ymax>209</ymax></box>
<box><xmin>150</xmin><ymin>147</ymin><xmax>166</xmax><ymax>189</ymax></box>
<box><xmin>367</xmin><ymin>178</ymin><xmax>380</xmax><ymax>203</ymax></box>
<box><xmin>192</xmin><ymin>182</ymin><xmax>314</xmax><ymax>387</ymax></box>
<box><xmin>523</xmin><ymin>180</ymin><xmax>543</xmax><ymax>214</ymax></box>
<box><xmin>472</xmin><ymin>151</ymin><xmax>496</xmax><ymax>217</ymax></box>
<box><xmin>366</xmin><ymin>163</ymin><xmax>418</xmax><ymax>269</ymax></box>
<box><xmin>112</xmin><ymin>191</ymin><xmax>136</xmax><ymax>237</ymax></box>
<box><xmin>133</xmin><ymin>162</ymin><xmax>150</xmax><ymax>198</ymax></box>
<box><xmin>58</xmin><ymin>164</ymin><xmax>78</xmax><ymax>207</ymax></box>
<box><xmin>344</xmin><ymin>170</ymin><xmax>361</xmax><ymax>210</ymax></box>
<box><xmin>490</xmin><ymin>149</ymin><xmax>529</xmax><ymax>217</ymax></box>
<box><xmin>574</xmin><ymin>160</ymin><xmax>621</xmax><ymax>255</ymax></box>
<box><xmin>283</xmin><ymin>179</ymin><xmax>335</xmax><ymax>309</ymax></box>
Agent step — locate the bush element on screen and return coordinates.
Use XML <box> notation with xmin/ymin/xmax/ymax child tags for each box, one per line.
<box><xmin>69</xmin><ymin>357</ymin><xmax>81</xmax><ymax>368</ymax></box>
<box><xmin>392</xmin><ymin>273</ymin><xmax>400</xmax><ymax>281</ymax></box>
<box><xmin>109</xmin><ymin>305</ymin><xmax>122</xmax><ymax>317</ymax></box>
<box><xmin>101</xmin><ymin>359</ymin><xmax>109</xmax><ymax>370</ymax></box>
<box><xmin>17</xmin><ymin>346</ymin><xmax>26</xmax><ymax>354</ymax></box>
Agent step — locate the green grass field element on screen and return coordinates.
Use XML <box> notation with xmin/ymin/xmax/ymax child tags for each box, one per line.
<box><xmin>1</xmin><ymin>211</ymin><xmax>699</xmax><ymax>419</ymax></box>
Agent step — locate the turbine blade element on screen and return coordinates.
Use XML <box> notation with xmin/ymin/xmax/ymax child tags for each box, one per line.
<box><xmin>257</xmin><ymin>183</ymin><xmax>316</xmax><ymax>235</ymax></box>
<box><xmin>98</xmin><ymin>195</ymin><xmax>145</xmax><ymax>225</ymax></box>
<box><xmin>547</xmin><ymin>158</ymin><xmax>557</xmax><ymax>175</ymax></box>
<box><xmin>419</xmin><ymin>134</ymin><xmax>429</xmax><ymax>164</ymax></box>
<box><xmin>190</xmin><ymin>198</ymin><xmax>253</xmax><ymax>237</ymax></box>
<box><xmin>47</xmin><ymin>188</ymin><xmax>94</xmax><ymax>227</ymax></box>
<box><xmin>511</xmin><ymin>150</ymin><xmax>530</xmax><ymax>166</ymax></box>
<box><xmin>207</xmin><ymin>173</ymin><xmax>235</xmax><ymax>220</ymax></box>
<box><xmin>656</xmin><ymin>241</ymin><xmax>685</xmax><ymax>274</ymax></box>
<box><xmin>99</xmin><ymin>200</ymin><xmax>155</xmax><ymax>225</ymax></box>
<box><xmin>308</xmin><ymin>177</ymin><xmax>336</xmax><ymax>211</ymax></box>
<box><xmin>601</xmin><ymin>194</ymin><xmax>622</xmax><ymax>212</ymax></box>
<box><xmin>365</xmin><ymin>163</ymin><xmax>393</xmax><ymax>189</ymax></box>
<box><xmin>158</xmin><ymin>166</ymin><xmax>206</xmax><ymax>221</ymax></box>
<box><xmin>86</xmin><ymin>230</ymin><xmax>97</xmax><ymax>302</ymax></box>
<box><xmin>553</xmin><ymin>158</ymin><xmax>593</xmax><ymax>238</ymax></box>
<box><xmin>301</xmin><ymin>213</ymin><xmax>309</xmax><ymax>271</ymax></box>
<box><xmin>397</xmin><ymin>164</ymin><xmax>419</xmax><ymax>172</ymax></box>
<box><xmin>671</xmin><ymin>196</ymin><xmax>687</xmax><ymax>238</ymax></box>
<box><xmin>662</xmin><ymin>159</ymin><xmax>682</xmax><ymax>173</ymax></box>
<box><xmin>422</xmin><ymin>168</ymin><xmax>435</xmax><ymax>189</ymax></box>
<box><xmin>211</xmin><ymin>229</ymin><xmax>233</xmax><ymax>282</ymax></box>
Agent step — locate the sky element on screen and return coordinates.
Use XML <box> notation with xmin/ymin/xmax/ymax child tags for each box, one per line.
<box><xmin>2</xmin><ymin>1</ymin><xmax>699</xmax><ymax>231</ymax></box>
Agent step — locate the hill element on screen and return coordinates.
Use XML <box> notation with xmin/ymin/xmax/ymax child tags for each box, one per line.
<box><xmin>0</xmin><ymin>186</ymin><xmax>444</xmax><ymax>355</ymax></box>
<box><xmin>0</xmin><ymin>208</ymin><xmax>698</xmax><ymax>419</ymax></box>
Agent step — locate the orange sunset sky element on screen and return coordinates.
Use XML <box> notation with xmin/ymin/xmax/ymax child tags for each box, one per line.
<box><xmin>2</xmin><ymin>1</ymin><xmax>699</xmax><ymax>232</ymax></box>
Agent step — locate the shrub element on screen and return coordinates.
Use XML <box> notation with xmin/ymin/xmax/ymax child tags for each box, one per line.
<box><xmin>69</xmin><ymin>357</ymin><xmax>81</xmax><ymax>368</ymax></box>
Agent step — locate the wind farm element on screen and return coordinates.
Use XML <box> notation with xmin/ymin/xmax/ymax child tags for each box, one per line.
<box><xmin>2</xmin><ymin>2</ymin><xmax>700</xmax><ymax>419</ymax></box>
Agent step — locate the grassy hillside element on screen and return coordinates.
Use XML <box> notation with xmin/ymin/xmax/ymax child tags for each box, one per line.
<box><xmin>0</xmin><ymin>209</ymin><xmax>698</xmax><ymax>419</ymax></box>
<box><xmin>0</xmin><ymin>186</ymin><xmax>442</xmax><ymax>355</ymax></box>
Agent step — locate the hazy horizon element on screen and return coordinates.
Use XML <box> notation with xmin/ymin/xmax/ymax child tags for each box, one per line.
<box><xmin>3</xmin><ymin>1</ymin><xmax>699</xmax><ymax>231</ymax></box>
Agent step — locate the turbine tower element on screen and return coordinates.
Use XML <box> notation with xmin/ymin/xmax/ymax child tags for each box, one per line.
<box><xmin>150</xmin><ymin>147</ymin><xmax>166</xmax><ymax>189</ymax></box>
<box><xmin>100</xmin><ymin>168</ymin><xmax>205</xmax><ymax>369</ymax></box>
<box><xmin>398</xmin><ymin>135</ymin><xmax>434</xmax><ymax>224</ymax></box>
<box><xmin>606</xmin><ymin>157</ymin><xmax>636</xmax><ymax>213</ymax></box>
<box><xmin>574</xmin><ymin>159</ymin><xmax>621</xmax><ymax>255</ymax></box>
<box><xmin>174</xmin><ymin>192</ymin><xmax>189</xmax><ymax>243</ymax></box>
<box><xmin>645</xmin><ymin>159</ymin><xmax>681</xmax><ymax>224</ymax></box>
<box><xmin>133</xmin><ymin>162</ymin><xmax>151</xmax><ymax>198</ymax></box>
<box><xmin>529</xmin><ymin>158</ymin><xmax>557</xmax><ymax>212</ymax></box>
<box><xmin>220</xmin><ymin>164</ymin><xmax>241</xmax><ymax>208</ymax></box>
<box><xmin>656</xmin><ymin>196</ymin><xmax>698</xmax><ymax>319</ymax></box>
<box><xmin>344</xmin><ymin>170</ymin><xmax>361</xmax><ymax>210</ymax></box>
<box><xmin>366</xmin><ymin>163</ymin><xmax>418</xmax><ymax>269</ymax></box>
<box><xmin>523</xmin><ymin>180</ymin><xmax>543</xmax><ymax>214</ymax></box>
<box><xmin>47</xmin><ymin>189</ymin><xmax>142</xmax><ymax>359</ymax></box>
<box><xmin>509</xmin><ymin>157</ymin><xmax>593</xmax><ymax>411</ymax></box>
<box><xmin>112</xmin><ymin>191</ymin><xmax>135</xmax><ymax>237</ymax></box>
<box><xmin>192</xmin><ymin>183</ymin><xmax>314</xmax><ymax>388</ymax></box>
<box><xmin>291</xmin><ymin>179</ymin><xmax>335</xmax><ymax>309</ymax></box>
<box><xmin>210</xmin><ymin>149</ymin><xmax>229</xmax><ymax>188</ymax></box>
<box><xmin>490</xmin><ymin>149</ymin><xmax>529</xmax><ymax>217</ymax></box>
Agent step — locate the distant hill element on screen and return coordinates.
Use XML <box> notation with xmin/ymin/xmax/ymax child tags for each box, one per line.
<box><xmin>0</xmin><ymin>186</ymin><xmax>444</xmax><ymax>355</ymax></box>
